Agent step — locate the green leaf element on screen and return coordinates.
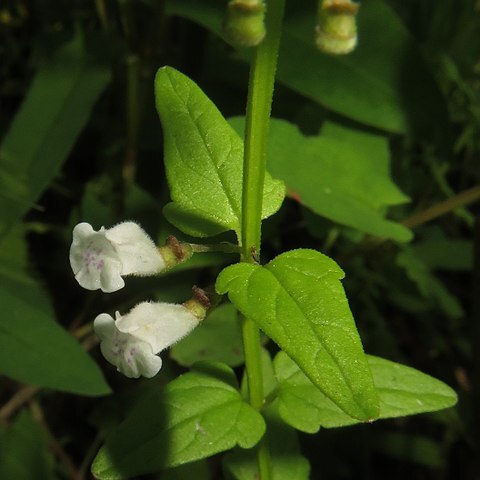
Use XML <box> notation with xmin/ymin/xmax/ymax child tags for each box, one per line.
<box><xmin>230</xmin><ymin>117</ymin><xmax>411</xmax><ymax>241</ymax></box>
<box><xmin>274</xmin><ymin>351</ymin><xmax>458</xmax><ymax>432</ymax></box>
<box><xmin>372</xmin><ymin>432</ymin><xmax>444</xmax><ymax>468</ymax></box>
<box><xmin>92</xmin><ymin>362</ymin><xmax>266</xmax><ymax>479</ymax></box>
<box><xmin>0</xmin><ymin>411</ymin><xmax>56</xmax><ymax>480</ymax></box>
<box><xmin>154</xmin><ymin>66</ymin><xmax>285</xmax><ymax>238</ymax></box>
<box><xmin>161</xmin><ymin>460</ymin><xmax>211</xmax><ymax>480</ymax></box>
<box><xmin>397</xmin><ymin>249</ymin><xmax>463</xmax><ymax>319</ymax></box>
<box><xmin>223</xmin><ymin>407</ymin><xmax>310</xmax><ymax>480</ymax></box>
<box><xmin>409</xmin><ymin>227</ymin><xmax>473</xmax><ymax>271</ymax></box>
<box><xmin>0</xmin><ymin>32</ymin><xmax>111</xmax><ymax>240</ymax></box>
<box><xmin>0</xmin><ymin>230</ymin><xmax>111</xmax><ymax>396</ymax></box>
<box><xmin>216</xmin><ymin>249</ymin><xmax>379</xmax><ymax>421</ymax></box>
<box><xmin>166</xmin><ymin>0</ymin><xmax>449</xmax><ymax>137</ymax></box>
<box><xmin>0</xmin><ymin>279</ymin><xmax>111</xmax><ymax>396</ymax></box>
<box><xmin>170</xmin><ymin>303</ymin><xmax>244</xmax><ymax>367</ymax></box>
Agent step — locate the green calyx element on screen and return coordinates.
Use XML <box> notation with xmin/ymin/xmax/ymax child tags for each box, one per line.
<box><xmin>183</xmin><ymin>286</ymin><xmax>211</xmax><ymax>321</ymax></box>
<box><xmin>158</xmin><ymin>235</ymin><xmax>193</xmax><ymax>269</ymax></box>
<box><xmin>222</xmin><ymin>0</ymin><xmax>266</xmax><ymax>47</ymax></box>
<box><xmin>315</xmin><ymin>0</ymin><xmax>359</xmax><ymax>55</ymax></box>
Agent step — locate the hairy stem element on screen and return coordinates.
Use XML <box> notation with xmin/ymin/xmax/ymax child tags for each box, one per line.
<box><xmin>240</xmin><ymin>0</ymin><xmax>285</xmax><ymax>478</ymax></box>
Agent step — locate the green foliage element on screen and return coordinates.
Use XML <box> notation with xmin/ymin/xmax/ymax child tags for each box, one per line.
<box><xmin>0</xmin><ymin>411</ymin><xmax>56</xmax><ymax>480</ymax></box>
<box><xmin>216</xmin><ymin>249</ymin><xmax>379</xmax><ymax>421</ymax></box>
<box><xmin>0</xmin><ymin>278</ymin><xmax>110</xmax><ymax>395</ymax></box>
<box><xmin>372</xmin><ymin>432</ymin><xmax>444</xmax><ymax>469</ymax></box>
<box><xmin>155</xmin><ymin>67</ymin><xmax>285</xmax><ymax>238</ymax></box>
<box><xmin>230</xmin><ymin>117</ymin><xmax>411</xmax><ymax>241</ymax></box>
<box><xmin>171</xmin><ymin>303</ymin><xmax>244</xmax><ymax>367</ymax></box>
<box><xmin>408</xmin><ymin>231</ymin><xmax>472</xmax><ymax>271</ymax></box>
<box><xmin>0</xmin><ymin>32</ymin><xmax>111</xmax><ymax>240</ymax></box>
<box><xmin>163</xmin><ymin>460</ymin><xmax>211</xmax><ymax>480</ymax></box>
<box><xmin>223</xmin><ymin>407</ymin><xmax>310</xmax><ymax>480</ymax></box>
<box><xmin>397</xmin><ymin>248</ymin><xmax>463</xmax><ymax>319</ymax></box>
<box><xmin>0</xmin><ymin>0</ymin><xmax>470</xmax><ymax>478</ymax></box>
<box><xmin>166</xmin><ymin>0</ymin><xmax>448</xmax><ymax>136</ymax></box>
<box><xmin>0</xmin><ymin>229</ymin><xmax>110</xmax><ymax>396</ymax></box>
<box><xmin>92</xmin><ymin>363</ymin><xmax>266</xmax><ymax>479</ymax></box>
<box><xmin>274</xmin><ymin>352</ymin><xmax>457</xmax><ymax>433</ymax></box>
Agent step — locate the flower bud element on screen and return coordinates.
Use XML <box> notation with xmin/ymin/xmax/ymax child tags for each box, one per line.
<box><xmin>222</xmin><ymin>0</ymin><xmax>266</xmax><ymax>47</ymax></box>
<box><xmin>315</xmin><ymin>0</ymin><xmax>359</xmax><ymax>55</ymax></box>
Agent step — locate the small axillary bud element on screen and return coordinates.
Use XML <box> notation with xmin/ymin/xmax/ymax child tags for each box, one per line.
<box><xmin>222</xmin><ymin>0</ymin><xmax>266</xmax><ymax>47</ymax></box>
<box><xmin>158</xmin><ymin>235</ymin><xmax>193</xmax><ymax>269</ymax></box>
<box><xmin>315</xmin><ymin>0</ymin><xmax>359</xmax><ymax>55</ymax></box>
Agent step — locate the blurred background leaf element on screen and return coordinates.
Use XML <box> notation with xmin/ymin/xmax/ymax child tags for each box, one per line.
<box><xmin>0</xmin><ymin>411</ymin><xmax>57</xmax><ymax>480</ymax></box>
<box><xmin>0</xmin><ymin>31</ymin><xmax>110</xmax><ymax>240</ymax></box>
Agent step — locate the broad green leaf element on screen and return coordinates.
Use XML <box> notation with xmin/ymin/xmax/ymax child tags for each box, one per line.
<box><xmin>0</xmin><ymin>278</ymin><xmax>111</xmax><ymax>396</ymax></box>
<box><xmin>216</xmin><ymin>249</ymin><xmax>379</xmax><ymax>421</ymax></box>
<box><xmin>0</xmin><ymin>32</ymin><xmax>111</xmax><ymax>240</ymax></box>
<box><xmin>0</xmin><ymin>230</ymin><xmax>110</xmax><ymax>396</ymax></box>
<box><xmin>0</xmin><ymin>411</ymin><xmax>56</xmax><ymax>480</ymax></box>
<box><xmin>92</xmin><ymin>362</ymin><xmax>265</xmax><ymax>479</ymax></box>
<box><xmin>171</xmin><ymin>303</ymin><xmax>244</xmax><ymax>367</ymax></box>
<box><xmin>0</xmin><ymin>225</ymin><xmax>29</xmax><ymax>283</ymax></box>
<box><xmin>155</xmin><ymin>66</ymin><xmax>285</xmax><ymax>238</ymax></box>
<box><xmin>223</xmin><ymin>407</ymin><xmax>310</xmax><ymax>480</ymax></box>
<box><xmin>397</xmin><ymin>249</ymin><xmax>463</xmax><ymax>319</ymax></box>
<box><xmin>161</xmin><ymin>460</ymin><xmax>211</xmax><ymax>480</ymax></box>
<box><xmin>166</xmin><ymin>0</ymin><xmax>449</xmax><ymax>137</ymax></box>
<box><xmin>230</xmin><ymin>117</ymin><xmax>411</xmax><ymax>241</ymax></box>
<box><xmin>274</xmin><ymin>352</ymin><xmax>457</xmax><ymax>432</ymax></box>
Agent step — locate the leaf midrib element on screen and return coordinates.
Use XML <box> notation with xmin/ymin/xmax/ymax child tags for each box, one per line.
<box><xmin>166</xmin><ymin>71</ymin><xmax>241</xmax><ymax>229</ymax></box>
<box><xmin>258</xmin><ymin>265</ymin><xmax>367</xmax><ymax>417</ymax></box>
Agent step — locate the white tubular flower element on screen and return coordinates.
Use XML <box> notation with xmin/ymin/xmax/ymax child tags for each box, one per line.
<box><xmin>70</xmin><ymin>222</ymin><xmax>165</xmax><ymax>293</ymax></box>
<box><xmin>94</xmin><ymin>313</ymin><xmax>163</xmax><ymax>378</ymax></box>
<box><xmin>93</xmin><ymin>302</ymin><xmax>202</xmax><ymax>378</ymax></box>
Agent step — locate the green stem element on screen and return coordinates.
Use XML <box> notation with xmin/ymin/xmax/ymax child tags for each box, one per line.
<box><xmin>241</xmin><ymin>0</ymin><xmax>285</xmax><ymax>259</ymax></box>
<box><xmin>239</xmin><ymin>1</ymin><xmax>285</xmax><ymax>479</ymax></box>
<box><xmin>189</xmin><ymin>242</ymin><xmax>240</xmax><ymax>254</ymax></box>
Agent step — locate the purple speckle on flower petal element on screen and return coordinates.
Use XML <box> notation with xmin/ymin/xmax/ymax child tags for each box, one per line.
<box><xmin>83</xmin><ymin>245</ymin><xmax>105</xmax><ymax>270</ymax></box>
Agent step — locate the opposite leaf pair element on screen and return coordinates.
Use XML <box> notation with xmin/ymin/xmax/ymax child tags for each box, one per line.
<box><xmin>70</xmin><ymin>221</ymin><xmax>204</xmax><ymax>378</ymax></box>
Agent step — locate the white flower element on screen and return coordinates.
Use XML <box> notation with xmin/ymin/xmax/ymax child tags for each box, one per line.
<box><xmin>93</xmin><ymin>302</ymin><xmax>201</xmax><ymax>378</ymax></box>
<box><xmin>70</xmin><ymin>222</ymin><xmax>165</xmax><ymax>293</ymax></box>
